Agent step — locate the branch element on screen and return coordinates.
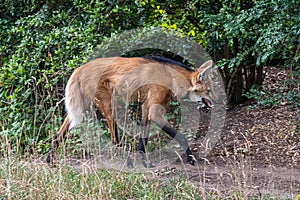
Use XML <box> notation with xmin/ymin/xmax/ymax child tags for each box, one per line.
<box><xmin>289</xmin><ymin>42</ymin><xmax>300</xmax><ymax>78</ymax></box>
<box><xmin>226</xmin><ymin>66</ymin><xmax>241</xmax><ymax>97</ymax></box>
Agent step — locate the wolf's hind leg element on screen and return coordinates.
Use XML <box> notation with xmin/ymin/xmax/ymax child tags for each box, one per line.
<box><xmin>46</xmin><ymin>115</ymin><xmax>70</xmax><ymax>166</ymax></box>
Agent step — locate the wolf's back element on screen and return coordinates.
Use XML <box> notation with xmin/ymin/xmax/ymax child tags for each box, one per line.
<box><xmin>65</xmin><ymin>57</ymin><xmax>117</xmax><ymax>129</ymax></box>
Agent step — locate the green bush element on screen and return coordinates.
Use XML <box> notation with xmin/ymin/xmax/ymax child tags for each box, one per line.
<box><xmin>129</xmin><ymin>0</ymin><xmax>300</xmax><ymax>105</ymax></box>
<box><xmin>196</xmin><ymin>0</ymin><xmax>300</xmax><ymax>105</ymax></box>
<box><xmin>0</xmin><ymin>0</ymin><xmax>146</xmax><ymax>153</ymax></box>
<box><xmin>1</xmin><ymin>0</ymin><xmax>299</xmax><ymax>153</ymax></box>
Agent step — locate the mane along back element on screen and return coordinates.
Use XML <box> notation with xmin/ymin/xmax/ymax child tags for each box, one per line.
<box><xmin>142</xmin><ymin>56</ymin><xmax>192</xmax><ymax>71</ymax></box>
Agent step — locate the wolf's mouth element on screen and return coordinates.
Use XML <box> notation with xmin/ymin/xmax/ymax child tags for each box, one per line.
<box><xmin>201</xmin><ymin>97</ymin><xmax>213</xmax><ymax>108</ymax></box>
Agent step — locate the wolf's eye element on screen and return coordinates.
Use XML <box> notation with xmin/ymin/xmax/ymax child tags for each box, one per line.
<box><xmin>198</xmin><ymin>73</ymin><xmax>202</xmax><ymax>81</ymax></box>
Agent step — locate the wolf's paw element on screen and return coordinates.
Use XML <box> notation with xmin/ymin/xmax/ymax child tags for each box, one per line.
<box><xmin>187</xmin><ymin>155</ymin><xmax>196</xmax><ymax>166</ymax></box>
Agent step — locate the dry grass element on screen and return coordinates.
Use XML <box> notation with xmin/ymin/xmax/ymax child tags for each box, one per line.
<box><xmin>0</xmin><ymin>145</ymin><xmax>298</xmax><ymax>200</ymax></box>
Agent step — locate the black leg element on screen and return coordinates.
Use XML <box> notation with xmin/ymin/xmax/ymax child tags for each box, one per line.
<box><xmin>161</xmin><ymin>124</ymin><xmax>195</xmax><ymax>165</ymax></box>
<box><xmin>137</xmin><ymin>137</ymin><xmax>155</xmax><ymax>168</ymax></box>
<box><xmin>137</xmin><ymin>137</ymin><xmax>148</xmax><ymax>167</ymax></box>
<box><xmin>136</xmin><ymin>119</ymin><xmax>155</xmax><ymax>168</ymax></box>
<box><xmin>137</xmin><ymin>137</ymin><xmax>148</xmax><ymax>154</ymax></box>
<box><xmin>46</xmin><ymin>133</ymin><xmax>62</xmax><ymax>166</ymax></box>
<box><xmin>46</xmin><ymin>148</ymin><xmax>54</xmax><ymax>165</ymax></box>
<box><xmin>113</xmin><ymin>122</ymin><xmax>121</xmax><ymax>145</ymax></box>
<box><xmin>47</xmin><ymin>116</ymin><xmax>70</xmax><ymax>166</ymax></box>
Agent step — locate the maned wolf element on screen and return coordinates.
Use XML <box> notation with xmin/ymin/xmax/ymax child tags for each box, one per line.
<box><xmin>47</xmin><ymin>56</ymin><xmax>214</xmax><ymax>167</ymax></box>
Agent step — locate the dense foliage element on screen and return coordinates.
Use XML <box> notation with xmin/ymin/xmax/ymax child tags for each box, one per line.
<box><xmin>0</xmin><ymin>0</ymin><xmax>299</xmax><ymax>152</ymax></box>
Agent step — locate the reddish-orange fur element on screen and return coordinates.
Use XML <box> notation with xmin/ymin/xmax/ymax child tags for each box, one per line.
<box><xmin>48</xmin><ymin>57</ymin><xmax>213</xmax><ymax>166</ymax></box>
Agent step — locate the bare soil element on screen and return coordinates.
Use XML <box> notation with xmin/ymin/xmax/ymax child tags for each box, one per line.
<box><xmin>60</xmin><ymin>66</ymin><xmax>299</xmax><ymax>199</ymax></box>
<box><xmin>65</xmin><ymin>103</ymin><xmax>299</xmax><ymax>198</ymax></box>
<box><xmin>163</xmin><ymin>104</ymin><xmax>299</xmax><ymax>199</ymax></box>
<box><xmin>160</xmin><ymin>66</ymin><xmax>300</xmax><ymax>198</ymax></box>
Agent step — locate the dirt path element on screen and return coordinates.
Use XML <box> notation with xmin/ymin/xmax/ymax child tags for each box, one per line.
<box><xmin>62</xmin><ymin>104</ymin><xmax>299</xmax><ymax>198</ymax></box>
<box><xmin>188</xmin><ymin>104</ymin><xmax>299</xmax><ymax>197</ymax></box>
<box><xmin>59</xmin><ymin>66</ymin><xmax>299</xmax><ymax>198</ymax></box>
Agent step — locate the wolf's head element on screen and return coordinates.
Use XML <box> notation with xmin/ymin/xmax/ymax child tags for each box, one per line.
<box><xmin>188</xmin><ymin>60</ymin><xmax>214</xmax><ymax>108</ymax></box>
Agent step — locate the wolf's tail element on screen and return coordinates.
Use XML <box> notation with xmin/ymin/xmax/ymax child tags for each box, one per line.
<box><xmin>64</xmin><ymin>57</ymin><xmax>119</xmax><ymax>129</ymax></box>
<box><xmin>65</xmin><ymin>67</ymin><xmax>94</xmax><ymax>129</ymax></box>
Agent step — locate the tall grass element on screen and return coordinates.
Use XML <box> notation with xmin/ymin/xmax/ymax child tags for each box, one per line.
<box><xmin>0</xmin><ymin>109</ymin><xmax>298</xmax><ymax>199</ymax></box>
<box><xmin>0</xmin><ymin>156</ymin><xmax>208</xmax><ymax>199</ymax></box>
<box><xmin>0</xmin><ymin>121</ymin><xmax>206</xmax><ymax>200</ymax></box>
<box><xmin>0</xmin><ymin>146</ymin><xmax>298</xmax><ymax>199</ymax></box>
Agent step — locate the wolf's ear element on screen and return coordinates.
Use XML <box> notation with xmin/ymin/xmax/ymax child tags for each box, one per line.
<box><xmin>197</xmin><ymin>60</ymin><xmax>213</xmax><ymax>81</ymax></box>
